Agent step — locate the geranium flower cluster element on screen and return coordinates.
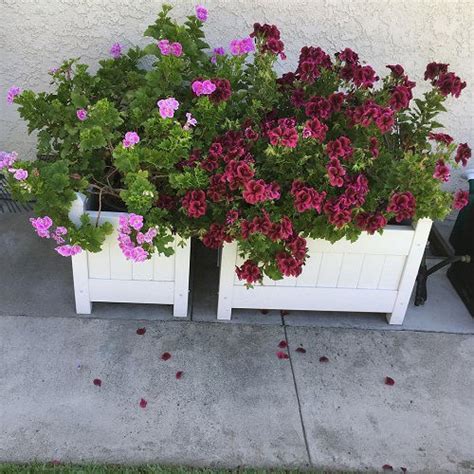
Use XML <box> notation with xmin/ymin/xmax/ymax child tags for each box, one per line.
<box><xmin>157</xmin><ymin>40</ymin><xmax>183</xmax><ymax>57</ymax></box>
<box><xmin>118</xmin><ymin>214</ymin><xmax>157</xmax><ymax>262</ymax></box>
<box><xmin>30</xmin><ymin>216</ymin><xmax>82</xmax><ymax>256</ymax></box>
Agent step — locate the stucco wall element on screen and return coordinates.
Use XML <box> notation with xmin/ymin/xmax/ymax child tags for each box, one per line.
<box><xmin>1</xmin><ymin>0</ymin><xmax>472</xmax><ymax>190</ymax></box>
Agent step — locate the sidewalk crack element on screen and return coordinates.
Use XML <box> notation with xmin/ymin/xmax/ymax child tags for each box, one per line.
<box><xmin>282</xmin><ymin>314</ymin><xmax>313</xmax><ymax>467</ymax></box>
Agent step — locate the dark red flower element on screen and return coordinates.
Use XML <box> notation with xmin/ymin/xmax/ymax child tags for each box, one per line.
<box><xmin>386</xmin><ymin>64</ymin><xmax>404</xmax><ymax>77</ymax></box>
<box><xmin>139</xmin><ymin>398</ymin><xmax>148</xmax><ymax>408</ymax></box>
<box><xmin>176</xmin><ymin>371</ymin><xmax>184</xmax><ymax>379</ymax></box>
<box><xmin>387</xmin><ymin>192</ymin><xmax>416</xmax><ymax>223</ymax></box>
<box><xmin>384</xmin><ymin>376</ymin><xmax>395</xmax><ymax>386</ymax></box>
<box><xmin>319</xmin><ymin>356</ymin><xmax>329</xmax><ymax>363</ymax></box>
<box><xmin>428</xmin><ymin>132</ymin><xmax>453</xmax><ymax>145</ymax></box>
<box><xmin>236</xmin><ymin>260</ymin><xmax>262</xmax><ymax>284</ymax></box>
<box><xmin>210</xmin><ymin>78</ymin><xmax>232</xmax><ymax>103</ymax></box>
<box><xmin>161</xmin><ymin>352</ymin><xmax>172</xmax><ymax>361</ymax></box>
<box><xmin>93</xmin><ymin>378</ymin><xmax>102</xmax><ymax>387</ymax></box>
<box><xmin>278</xmin><ymin>340</ymin><xmax>288</xmax><ymax>348</ymax></box>
<box><xmin>424</xmin><ymin>62</ymin><xmax>448</xmax><ymax>81</ymax></box>
<box><xmin>455</xmin><ymin>143</ymin><xmax>471</xmax><ymax>166</ymax></box>
<box><xmin>276</xmin><ymin>351</ymin><xmax>289</xmax><ymax>359</ymax></box>
<box><xmin>136</xmin><ymin>327</ymin><xmax>146</xmax><ymax>335</ymax></box>
<box><xmin>181</xmin><ymin>189</ymin><xmax>207</xmax><ymax>218</ymax></box>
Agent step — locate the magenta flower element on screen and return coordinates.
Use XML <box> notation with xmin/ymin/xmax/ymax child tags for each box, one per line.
<box><xmin>7</xmin><ymin>86</ymin><xmax>21</xmax><ymax>104</ymax></box>
<box><xmin>453</xmin><ymin>189</ymin><xmax>469</xmax><ymax>210</ymax></box>
<box><xmin>0</xmin><ymin>151</ymin><xmax>17</xmax><ymax>170</ymax></box>
<box><xmin>191</xmin><ymin>80</ymin><xmax>216</xmax><ymax>96</ymax></box>
<box><xmin>122</xmin><ymin>131</ymin><xmax>140</xmax><ymax>148</ymax></box>
<box><xmin>195</xmin><ymin>5</ymin><xmax>208</xmax><ymax>21</ymax></box>
<box><xmin>30</xmin><ymin>216</ymin><xmax>53</xmax><ymax>238</ymax></box>
<box><xmin>13</xmin><ymin>169</ymin><xmax>28</xmax><ymax>181</ymax></box>
<box><xmin>211</xmin><ymin>46</ymin><xmax>225</xmax><ymax>64</ymax></box>
<box><xmin>157</xmin><ymin>39</ymin><xmax>170</xmax><ymax>55</ymax></box>
<box><xmin>230</xmin><ymin>37</ymin><xmax>255</xmax><ymax>56</ymax></box>
<box><xmin>110</xmin><ymin>43</ymin><xmax>122</xmax><ymax>59</ymax></box>
<box><xmin>170</xmin><ymin>42</ymin><xmax>183</xmax><ymax>57</ymax></box>
<box><xmin>128</xmin><ymin>213</ymin><xmax>144</xmax><ymax>231</ymax></box>
<box><xmin>55</xmin><ymin>244</ymin><xmax>82</xmax><ymax>257</ymax></box>
<box><xmin>157</xmin><ymin>97</ymin><xmax>179</xmax><ymax>119</ymax></box>
<box><xmin>76</xmin><ymin>109</ymin><xmax>88</xmax><ymax>121</ymax></box>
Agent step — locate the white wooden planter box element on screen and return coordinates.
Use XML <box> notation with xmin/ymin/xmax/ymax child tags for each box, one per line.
<box><xmin>68</xmin><ymin>193</ymin><xmax>191</xmax><ymax>317</ymax></box>
<box><xmin>217</xmin><ymin>219</ymin><xmax>432</xmax><ymax>324</ymax></box>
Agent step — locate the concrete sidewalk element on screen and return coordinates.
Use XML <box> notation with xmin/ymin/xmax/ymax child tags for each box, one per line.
<box><xmin>0</xmin><ymin>315</ymin><xmax>473</xmax><ymax>472</ymax></box>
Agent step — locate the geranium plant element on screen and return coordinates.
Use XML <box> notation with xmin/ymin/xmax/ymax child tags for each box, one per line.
<box><xmin>3</xmin><ymin>4</ymin><xmax>471</xmax><ymax>283</ymax></box>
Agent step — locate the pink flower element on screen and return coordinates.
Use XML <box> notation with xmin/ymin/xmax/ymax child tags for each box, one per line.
<box><xmin>230</xmin><ymin>37</ymin><xmax>255</xmax><ymax>55</ymax></box>
<box><xmin>7</xmin><ymin>86</ymin><xmax>21</xmax><ymax>104</ymax></box>
<box><xmin>122</xmin><ymin>131</ymin><xmax>140</xmax><ymax>148</ymax></box>
<box><xmin>453</xmin><ymin>189</ymin><xmax>469</xmax><ymax>210</ymax></box>
<box><xmin>455</xmin><ymin>143</ymin><xmax>471</xmax><ymax>167</ymax></box>
<box><xmin>157</xmin><ymin>39</ymin><xmax>170</xmax><ymax>55</ymax></box>
<box><xmin>128</xmin><ymin>214</ymin><xmax>144</xmax><ymax>231</ymax></box>
<box><xmin>110</xmin><ymin>43</ymin><xmax>122</xmax><ymax>59</ymax></box>
<box><xmin>191</xmin><ymin>80</ymin><xmax>216</xmax><ymax>96</ymax></box>
<box><xmin>195</xmin><ymin>5</ymin><xmax>208</xmax><ymax>21</ymax></box>
<box><xmin>211</xmin><ymin>47</ymin><xmax>225</xmax><ymax>64</ymax></box>
<box><xmin>0</xmin><ymin>151</ymin><xmax>17</xmax><ymax>169</ymax></box>
<box><xmin>433</xmin><ymin>159</ymin><xmax>450</xmax><ymax>182</ymax></box>
<box><xmin>76</xmin><ymin>109</ymin><xmax>88</xmax><ymax>121</ymax></box>
<box><xmin>157</xmin><ymin>97</ymin><xmax>179</xmax><ymax>119</ymax></box>
<box><xmin>170</xmin><ymin>42</ymin><xmax>183</xmax><ymax>57</ymax></box>
<box><xmin>30</xmin><ymin>216</ymin><xmax>53</xmax><ymax>238</ymax></box>
<box><xmin>55</xmin><ymin>244</ymin><xmax>82</xmax><ymax>257</ymax></box>
<box><xmin>183</xmin><ymin>112</ymin><xmax>197</xmax><ymax>130</ymax></box>
<box><xmin>13</xmin><ymin>169</ymin><xmax>28</xmax><ymax>181</ymax></box>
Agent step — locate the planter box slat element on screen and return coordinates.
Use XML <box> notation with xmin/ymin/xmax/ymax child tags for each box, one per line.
<box><xmin>69</xmin><ymin>193</ymin><xmax>190</xmax><ymax>317</ymax></box>
<box><xmin>231</xmin><ymin>286</ymin><xmax>397</xmax><ymax>313</ymax></box>
<box><xmin>89</xmin><ymin>279</ymin><xmax>174</xmax><ymax>304</ymax></box>
<box><xmin>217</xmin><ymin>218</ymin><xmax>432</xmax><ymax>324</ymax></box>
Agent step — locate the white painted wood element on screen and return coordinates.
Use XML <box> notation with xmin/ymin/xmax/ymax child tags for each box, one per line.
<box><xmin>317</xmin><ymin>253</ymin><xmax>344</xmax><ymax>287</ymax></box>
<box><xmin>337</xmin><ymin>253</ymin><xmax>365</xmax><ymax>288</ymax></box>
<box><xmin>132</xmin><ymin>258</ymin><xmax>154</xmax><ymax>281</ymax></box>
<box><xmin>71</xmin><ymin>251</ymin><xmax>91</xmax><ymax>314</ymax></box>
<box><xmin>313</xmin><ymin>227</ymin><xmax>414</xmax><ymax>255</ymax></box>
<box><xmin>153</xmin><ymin>248</ymin><xmax>175</xmax><ymax>281</ymax></box>
<box><xmin>88</xmin><ymin>245</ymin><xmax>111</xmax><ymax>279</ymax></box>
<box><xmin>89</xmin><ymin>280</ymin><xmax>174</xmax><ymax>304</ymax></box>
<box><xmin>217</xmin><ymin>241</ymin><xmax>238</xmax><ymax>320</ymax></box>
<box><xmin>173</xmin><ymin>240</ymin><xmax>191</xmax><ymax>317</ymax></box>
<box><xmin>68</xmin><ymin>193</ymin><xmax>190</xmax><ymax>317</ymax></box>
<box><xmin>231</xmin><ymin>286</ymin><xmax>397</xmax><ymax>313</ymax></box>
<box><xmin>387</xmin><ymin>218</ymin><xmax>432</xmax><ymax>324</ymax></box>
<box><xmin>357</xmin><ymin>254</ymin><xmax>386</xmax><ymax>289</ymax></box>
<box><xmin>296</xmin><ymin>252</ymin><xmax>322</xmax><ymax>287</ymax></box>
<box><xmin>216</xmin><ymin>219</ymin><xmax>432</xmax><ymax>324</ymax></box>
<box><xmin>378</xmin><ymin>255</ymin><xmax>406</xmax><ymax>290</ymax></box>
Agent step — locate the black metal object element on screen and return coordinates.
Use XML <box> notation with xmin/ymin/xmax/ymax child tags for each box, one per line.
<box><xmin>414</xmin><ymin>249</ymin><xmax>470</xmax><ymax>306</ymax></box>
<box><xmin>0</xmin><ymin>175</ymin><xmax>33</xmax><ymax>214</ymax></box>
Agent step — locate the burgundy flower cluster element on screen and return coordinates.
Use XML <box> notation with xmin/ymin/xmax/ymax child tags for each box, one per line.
<box><xmin>251</xmin><ymin>23</ymin><xmax>285</xmax><ymax>59</ymax></box>
<box><xmin>387</xmin><ymin>192</ymin><xmax>416</xmax><ymax>223</ymax></box>
<box><xmin>425</xmin><ymin>62</ymin><xmax>466</xmax><ymax>98</ymax></box>
<box><xmin>339</xmin><ymin>48</ymin><xmax>378</xmax><ymax>88</ymax></box>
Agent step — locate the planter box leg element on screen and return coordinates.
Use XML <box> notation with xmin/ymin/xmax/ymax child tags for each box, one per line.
<box><xmin>173</xmin><ymin>240</ymin><xmax>191</xmax><ymax>318</ymax></box>
<box><xmin>217</xmin><ymin>242</ymin><xmax>237</xmax><ymax>320</ymax></box>
<box><xmin>71</xmin><ymin>252</ymin><xmax>92</xmax><ymax>314</ymax></box>
<box><xmin>386</xmin><ymin>218</ymin><xmax>432</xmax><ymax>325</ymax></box>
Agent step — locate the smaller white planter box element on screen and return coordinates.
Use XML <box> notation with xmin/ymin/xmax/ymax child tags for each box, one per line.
<box><xmin>68</xmin><ymin>193</ymin><xmax>191</xmax><ymax>317</ymax></box>
<box><xmin>217</xmin><ymin>219</ymin><xmax>432</xmax><ymax>324</ymax></box>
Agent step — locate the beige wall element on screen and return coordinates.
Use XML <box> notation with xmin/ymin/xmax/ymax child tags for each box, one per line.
<box><xmin>1</xmin><ymin>0</ymin><xmax>472</xmax><ymax>190</ymax></box>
